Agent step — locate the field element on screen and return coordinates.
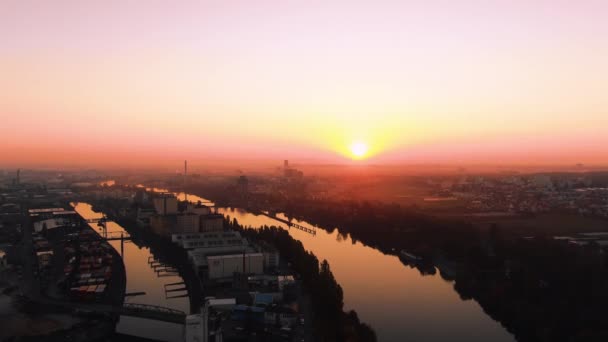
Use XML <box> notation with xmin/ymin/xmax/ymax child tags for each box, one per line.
<box><xmin>470</xmin><ymin>212</ymin><xmax>608</xmax><ymax>236</ymax></box>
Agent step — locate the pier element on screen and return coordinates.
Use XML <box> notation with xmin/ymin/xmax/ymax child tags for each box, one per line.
<box><xmin>258</xmin><ymin>212</ymin><xmax>317</xmax><ymax>235</ymax></box>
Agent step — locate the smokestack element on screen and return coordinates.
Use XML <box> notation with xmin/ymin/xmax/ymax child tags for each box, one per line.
<box><xmin>184</xmin><ymin>160</ymin><xmax>188</xmax><ymax>202</ymax></box>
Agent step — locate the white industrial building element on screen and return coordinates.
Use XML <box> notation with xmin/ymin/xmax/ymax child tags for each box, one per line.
<box><xmin>30</xmin><ymin>209</ymin><xmax>79</xmax><ymax>233</ymax></box>
<box><xmin>185</xmin><ymin>314</ymin><xmax>205</xmax><ymax>342</ymax></box>
<box><xmin>172</xmin><ymin>231</ymin><xmax>246</xmax><ymax>250</ymax></box>
<box><xmin>187</xmin><ymin>245</ymin><xmax>254</xmax><ymax>269</ymax></box>
<box><xmin>185</xmin><ymin>298</ymin><xmax>236</xmax><ymax>342</ymax></box>
<box><xmin>207</xmin><ymin>252</ymin><xmax>264</xmax><ymax>279</ymax></box>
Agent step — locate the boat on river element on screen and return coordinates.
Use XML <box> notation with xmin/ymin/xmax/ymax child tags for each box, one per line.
<box><xmin>399</xmin><ymin>250</ymin><xmax>423</xmax><ymax>263</ymax></box>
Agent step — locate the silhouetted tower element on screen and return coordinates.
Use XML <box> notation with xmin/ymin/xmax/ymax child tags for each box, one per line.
<box><xmin>16</xmin><ymin>169</ymin><xmax>20</xmax><ymax>185</ymax></box>
<box><xmin>237</xmin><ymin>175</ymin><xmax>249</xmax><ymax>198</ymax></box>
<box><xmin>284</xmin><ymin>160</ymin><xmax>289</xmax><ymax>169</ymax></box>
<box><xmin>184</xmin><ymin>160</ymin><xmax>188</xmax><ymax>202</ymax></box>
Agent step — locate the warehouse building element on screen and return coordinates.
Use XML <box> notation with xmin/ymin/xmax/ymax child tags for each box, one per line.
<box><xmin>207</xmin><ymin>252</ymin><xmax>264</xmax><ymax>279</ymax></box>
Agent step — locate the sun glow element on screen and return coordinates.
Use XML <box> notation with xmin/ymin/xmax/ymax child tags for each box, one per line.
<box><xmin>349</xmin><ymin>141</ymin><xmax>369</xmax><ymax>159</ymax></box>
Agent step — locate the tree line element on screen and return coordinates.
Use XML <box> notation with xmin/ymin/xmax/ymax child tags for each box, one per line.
<box><xmin>227</xmin><ymin>219</ymin><xmax>376</xmax><ymax>342</ymax></box>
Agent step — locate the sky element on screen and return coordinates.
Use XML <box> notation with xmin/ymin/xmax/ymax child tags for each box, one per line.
<box><xmin>1</xmin><ymin>0</ymin><xmax>607</xmax><ymax>168</ymax></box>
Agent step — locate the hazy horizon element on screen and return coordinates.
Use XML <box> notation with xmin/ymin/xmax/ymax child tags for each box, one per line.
<box><xmin>2</xmin><ymin>1</ymin><xmax>607</xmax><ymax>167</ymax></box>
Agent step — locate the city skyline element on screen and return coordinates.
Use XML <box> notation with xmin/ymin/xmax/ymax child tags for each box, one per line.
<box><xmin>2</xmin><ymin>1</ymin><xmax>607</xmax><ymax>167</ymax></box>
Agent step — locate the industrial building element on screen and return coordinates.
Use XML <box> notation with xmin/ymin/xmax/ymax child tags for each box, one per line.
<box><xmin>29</xmin><ymin>208</ymin><xmax>80</xmax><ymax>234</ymax></box>
<box><xmin>207</xmin><ymin>252</ymin><xmax>264</xmax><ymax>279</ymax></box>
<box><xmin>172</xmin><ymin>231</ymin><xmax>246</xmax><ymax>250</ymax></box>
<box><xmin>176</xmin><ymin>213</ymin><xmax>200</xmax><ymax>233</ymax></box>
<box><xmin>153</xmin><ymin>193</ymin><xmax>178</xmax><ymax>215</ymax></box>
<box><xmin>135</xmin><ymin>207</ymin><xmax>156</xmax><ymax>227</ymax></box>
<box><xmin>254</xmin><ymin>240</ymin><xmax>280</xmax><ymax>270</ymax></box>
<box><xmin>186</xmin><ymin>202</ymin><xmax>211</xmax><ymax>216</ymax></box>
<box><xmin>149</xmin><ymin>215</ymin><xmax>176</xmax><ymax>236</ymax></box>
<box><xmin>200</xmin><ymin>214</ymin><xmax>224</xmax><ymax>232</ymax></box>
<box><xmin>149</xmin><ymin>193</ymin><xmax>221</xmax><ymax>236</ymax></box>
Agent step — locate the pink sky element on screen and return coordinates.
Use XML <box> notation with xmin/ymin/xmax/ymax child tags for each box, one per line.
<box><xmin>1</xmin><ymin>1</ymin><xmax>607</xmax><ymax>168</ymax></box>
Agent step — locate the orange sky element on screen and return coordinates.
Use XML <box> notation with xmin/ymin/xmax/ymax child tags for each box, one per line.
<box><xmin>1</xmin><ymin>1</ymin><xmax>607</xmax><ymax>168</ymax></box>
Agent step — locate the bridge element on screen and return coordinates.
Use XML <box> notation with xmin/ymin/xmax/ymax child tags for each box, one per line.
<box><xmin>121</xmin><ymin>303</ymin><xmax>186</xmax><ymax>324</ymax></box>
<box><xmin>259</xmin><ymin>212</ymin><xmax>317</xmax><ymax>235</ymax></box>
<box><xmin>102</xmin><ymin>231</ymin><xmax>132</xmax><ymax>241</ymax></box>
<box><xmin>30</xmin><ymin>297</ymin><xmax>187</xmax><ymax>324</ymax></box>
<box><xmin>83</xmin><ymin>217</ymin><xmax>133</xmax><ymax>257</ymax></box>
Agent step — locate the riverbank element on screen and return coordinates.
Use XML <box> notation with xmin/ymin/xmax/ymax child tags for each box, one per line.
<box><xmin>1</xmin><ymin>209</ymin><xmax>126</xmax><ymax>341</ymax></box>
<box><xmin>113</xmin><ymin>216</ymin><xmax>203</xmax><ymax>314</ymax></box>
<box><xmin>73</xmin><ymin>202</ymin><xmax>189</xmax><ymax>342</ymax></box>
<box><xmin>237</xmin><ymin>223</ymin><xmax>377</xmax><ymax>341</ymax></box>
<box><xmin>86</xmin><ymin>197</ymin><xmax>203</xmax><ymax>314</ymax></box>
<box><xmin>84</xmin><ymin>182</ymin><xmax>515</xmax><ymax>341</ymax></box>
<box><xmin>207</xmin><ymin>191</ymin><xmax>608</xmax><ymax>341</ymax></box>
<box><xmin>161</xmin><ymin>185</ymin><xmax>514</xmax><ymax>341</ymax></box>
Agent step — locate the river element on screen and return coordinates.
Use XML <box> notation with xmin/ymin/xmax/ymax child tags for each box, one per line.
<box><xmin>218</xmin><ymin>208</ymin><xmax>515</xmax><ymax>342</ymax></box>
<box><xmin>157</xmin><ymin>188</ymin><xmax>514</xmax><ymax>341</ymax></box>
<box><xmin>84</xmin><ymin>184</ymin><xmax>515</xmax><ymax>341</ymax></box>
<box><xmin>73</xmin><ymin>202</ymin><xmax>187</xmax><ymax>342</ymax></box>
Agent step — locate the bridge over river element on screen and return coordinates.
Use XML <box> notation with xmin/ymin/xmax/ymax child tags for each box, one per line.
<box><xmin>30</xmin><ymin>297</ymin><xmax>186</xmax><ymax>324</ymax></box>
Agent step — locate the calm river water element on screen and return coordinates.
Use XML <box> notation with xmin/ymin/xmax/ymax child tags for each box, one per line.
<box><xmin>79</xmin><ymin>186</ymin><xmax>515</xmax><ymax>342</ymax></box>
<box><xmin>73</xmin><ymin>202</ymin><xmax>186</xmax><ymax>342</ymax></box>
<box><xmin>170</xmin><ymin>191</ymin><xmax>514</xmax><ymax>342</ymax></box>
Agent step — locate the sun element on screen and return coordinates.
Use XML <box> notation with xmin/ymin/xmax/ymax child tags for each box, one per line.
<box><xmin>349</xmin><ymin>141</ymin><xmax>369</xmax><ymax>159</ymax></box>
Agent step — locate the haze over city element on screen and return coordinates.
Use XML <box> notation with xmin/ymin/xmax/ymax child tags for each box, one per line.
<box><xmin>2</xmin><ymin>1</ymin><xmax>608</xmax><ymax>168</ymax></box>
<box><xmin>2</xmin><ymin>2</ymin><xmax>608</xmax><ymax>342</ymax></box>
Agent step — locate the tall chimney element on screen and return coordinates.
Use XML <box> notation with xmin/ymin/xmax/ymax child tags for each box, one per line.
<box><xmin>184</xmin><ymin>160</ymin><xmax>188</xmax><ymax>202</ymax></box>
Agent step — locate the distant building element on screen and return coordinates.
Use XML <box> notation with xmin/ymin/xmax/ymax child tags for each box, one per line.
<box><xmin>136</xmin><ymin>207</ymin><xmax>156</xmax><ymax>227</ymax></box>
<box><xmin>177</xmin><ymin>213</ymin><xmax>200</xmax><ymax>233</ymax></box>
<box><xmin>186</xmin><ymin>202</ymin><xmax>211</xmax><ymax>216</ymax></box>
<box><xmin>150</xmin><ymin>215</ymin><xmax>176</xmax><ymax>236</ymax></box>
<box><xmin>29</xmin><ymin>208</ymin><xmax>79</xmax><ymax>233</ymax></box>
<box><xmin>200</xmin><ymin>214</ymin><xmax>224</xmax><ymax>232</ymax></box>
<box><xmin>264</xmin><ymin>305</ymin><xmax>297</xmax><ymax>327</ymax></box>
<box><xmin>237</xmin><ymin>176</ymin><xmax>249</xmax><ymax>198</ymax></box>
<box><xmin>133</xmin><ymin>190</ymin><xmax>148</xmax><ymax>204</ymax></box>
<box><xmin>153</xmin><ymin>194</ymin><xmax>178</xmax><ymax>215</ymax></box>
<box><xmin>255</xmin><ymin>241</ymin><xmax>280</xmax><ymax>270</ymax></box>
<box><xmin>531</xmin><ymin>175</ymin><xmax>554</xmax><ymax>190</ymax></box>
